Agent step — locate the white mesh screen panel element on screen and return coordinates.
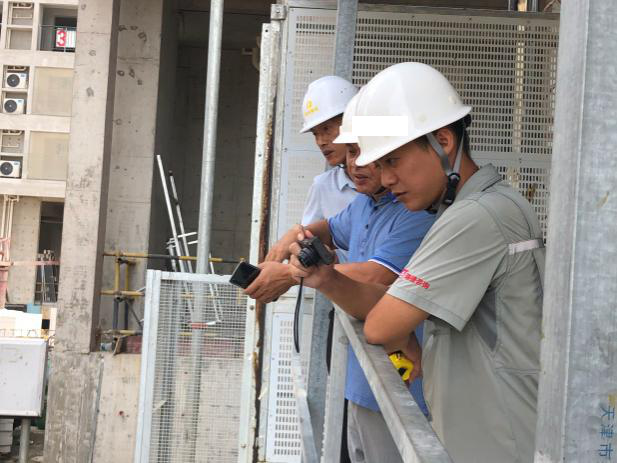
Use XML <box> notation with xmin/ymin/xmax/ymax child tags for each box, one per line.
<box><xmin>350</xmin><ymin>11</ymin><xmax>557</xmax><ymax>239</ymax></box>
<box><xmin>276</xmin><ymin>8</ymin><xmax>557</xmax><ymax>241</ymax></box>
<box><xmin>138</xmin><ymin>273</ymin><xmax>247</xmax><ymax>463</ymax></box>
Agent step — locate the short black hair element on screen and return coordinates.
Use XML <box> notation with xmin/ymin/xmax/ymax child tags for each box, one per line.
<box><xmin>415</xmin><ymin>116</ymin><xmax>471</xmax><ymax>155</ymax></box>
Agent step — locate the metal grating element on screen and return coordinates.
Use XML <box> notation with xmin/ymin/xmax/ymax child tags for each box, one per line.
<box><xmin>353</xmin><ymin>13</ymin><xmax>559</xmax><ymax>159</ymax></box>
<box><xmin>277</xmin><ymin>11</ymin><xmax>338</xmax><ymax>237</ymax></box>
<box><xmin>287</xmin><ymin>14</ymin><xmax>336</xmax><ymax>151</ymax></box>
<box><xmin>277</xmin><ymin>8</ymin><xmax>557</xmax><ymax>241</ymax></box>
<box><xmin>487</xmin><ymin>160</ymin><xmax>551</xmax><ymax>237</ymax></box>
<box><xmin>136</xmin><ymin>272</ymin><xmax>248</xmax><ymax>463</ymax></box>
<box><xmin>266</xmin><ymin>313</ymin><xmax>302</xmax><ymax>461</ymax></box>
<box><xmin>350</xmin><ymin>11</ymin><xmax>558</xmax><ymax>239</ymax></box>
<box><xmin>285</xmin><ymin>153</ymin><xmax>328</xmax><ymax>231</ymax></box>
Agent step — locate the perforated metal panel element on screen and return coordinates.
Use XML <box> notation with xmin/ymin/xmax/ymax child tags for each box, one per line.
<box><xmin>275</xmin><ymin>8</ymin><xmax>558</xmax><ymax>240</ymax></box>
<box><xmin>351</xmin><ymin>11</ymin><xmax>558</xmax><ymax>237</ymax></box>
<box><xmin>265</xmin><ymin>6</ymin><xmax>559</xmax><ymax>461</ymax></box>
<box><xmin>266</xmin><ymin>312</ymin><xmax>302</xmax><ymax>462</ymax></box>
<box><xmin>136</xmin><ymin>272</ymin><xmax>249</xmax><ymax>463</ymax></box>
<box><xmin>276</xmin><ymin>10</ymin><xmax>338</xmax><ymax>238</ymax></box>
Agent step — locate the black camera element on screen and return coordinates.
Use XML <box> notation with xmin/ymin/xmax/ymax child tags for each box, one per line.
<box><xmin>229</xmin><ymin>261</ymin><xmax>260</xmax><ymax>289</ymax></box>
<box><xmin>297</xmin><ymin>236</ymin><xmax>335</xmax><ymax>268</ymax></box>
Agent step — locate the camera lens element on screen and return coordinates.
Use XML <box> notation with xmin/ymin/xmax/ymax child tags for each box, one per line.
<box><xmin>298</xmin><ymin>247</ymin><xmax>319</xmax><ymax>268</ymax></box>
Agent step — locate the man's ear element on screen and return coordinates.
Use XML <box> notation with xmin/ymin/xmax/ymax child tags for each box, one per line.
<box><xmin>434</xmin><ymin>127</ymin><xmax>457</xmax><ymax>158</ymax></box>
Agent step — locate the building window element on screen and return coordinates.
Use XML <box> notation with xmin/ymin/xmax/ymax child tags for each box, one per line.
<box><xmin>31</xmin><ymin>67</ymin><xmax>73</xmax><ymax>117</ymax></box>
<box><xmin>39</xmin><ymin>7</ymin><xmax>77</xmax><ymax>52</ymax></box>
<box><xmin>36</xmin><ymin>202</ymin><xmax>63</xmax><ymax>304</ymax></box>
<box><xmin>6</xmin><ymin>2</ymin><xmax>34</xmax><ymax>50</ymax></box>
<box><xmin>27</xmin><ymin>131</ymin><xmax>69</xmax><ymax>181</ymax></box>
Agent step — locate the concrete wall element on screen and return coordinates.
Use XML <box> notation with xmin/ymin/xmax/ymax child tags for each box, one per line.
<box><xmin>45</xmin><ymin>0</ymin><xmax>122</xmax><ymax>459</ymax></box>
<box><xmin>172</xmin><ymin>46</ymin><xmax>259</xmax><ymax>274</ymax></box>
<box><xmin>7</xmin><ymin>197</ymin><xmax>41</xmax><ymax>303</ymax></box>
<box><xmin>99</xmin><ymin>0</ymin><xmax>167</xmax><ymax>329</ymax></box>
<box><xmin>148</xmin><ymin>0</ymin><xmax>180</xmax><ymax>267</ymax></box>
<box><xmin>92</xmin><ymin>354</ymin><xmax>141</xmax><ymax>462</ymax></box>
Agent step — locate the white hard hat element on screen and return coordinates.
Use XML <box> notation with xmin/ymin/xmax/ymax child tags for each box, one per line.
<box><xmin>300</xmin><ymin>76</ymin><xmax>358</xmax><ymax>134</ymax></box>
<box><xmin>333</xmin><ymin>90</ymin><xmax>362</xmax><ymax>144</ymax></box>
<box><xmin>354</xmin><ymin>62</ymin><xmax>472</xmax><ymax>166</ymax></box>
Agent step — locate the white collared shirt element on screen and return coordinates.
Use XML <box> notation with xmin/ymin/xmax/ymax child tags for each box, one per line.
<box><xmin>301</xmin><ymin>166</ymin><xmax>357</xmax><ymax>226</ymax></box>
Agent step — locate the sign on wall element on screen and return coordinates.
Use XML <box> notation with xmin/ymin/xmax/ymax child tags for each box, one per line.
<box><xmin>55</xmin><ymin>28</ymin><xmax>76</xmax><ymax>49</ymax></box>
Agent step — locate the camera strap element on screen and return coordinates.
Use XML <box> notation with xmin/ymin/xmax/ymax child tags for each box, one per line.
<box><xmin>294</xmin><ymin>277</ymin><xmax>304</xmax><ymax>353</ymax></box>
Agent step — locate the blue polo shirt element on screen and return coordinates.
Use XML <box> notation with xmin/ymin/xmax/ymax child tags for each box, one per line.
<box><xmin>328</xmin><ymin>192</ymin><xmax>435</xmax><ymax>414</ymax></box>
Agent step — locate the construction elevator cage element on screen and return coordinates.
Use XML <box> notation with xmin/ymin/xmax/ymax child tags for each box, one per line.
<box><xmin>259</xmin><ymin>4</ymin><xmax>559</xmax><ymax>462</ymax></box>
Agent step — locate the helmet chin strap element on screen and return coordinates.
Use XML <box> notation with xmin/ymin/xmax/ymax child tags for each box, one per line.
<box><xmin>425</xmin><ymin>131</ymin><xmax>465</xmax><ymax>217</ymax></box>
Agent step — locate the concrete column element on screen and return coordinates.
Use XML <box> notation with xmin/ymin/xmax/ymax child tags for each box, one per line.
<box><xmin>44</xmin><ymin>0</ymin><xmax>120</xmax><ymax>460</ymax></box>
<box><xmin>535</xmin><ymin>1</ymin><xmax>617</xmax><ymax>461</ymax></box>
<box><xmin>7</xmin><ymin>197</ymin><xmax>41</xmax><ymax>304</ymax></box>
<box><xmin>101</xmin><ymin>0</ymin><xmax>166</xmax><ymax>328</ymax></box>
<box><xmin>53</xmin><ymin>0</ymin><xmax>120</xmax><ymax>353</ymax></box>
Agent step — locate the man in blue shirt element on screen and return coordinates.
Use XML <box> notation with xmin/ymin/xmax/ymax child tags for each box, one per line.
<box><xmin>325</xmin><ymin>147</ymin><xmax>433</xmax><ymax>463</ymax></box>
<box><xmin>246</xmin><ymin>141</ymin><xmax>434</xmax><ymax>462</ymax></box>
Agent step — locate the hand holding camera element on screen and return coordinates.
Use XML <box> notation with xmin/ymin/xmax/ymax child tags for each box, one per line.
<box><xmin>289</xmin><ymin>230</ymin><xmax>337</xmax><ymax>289</ymax></box>
<box><xmin>264</xmin><ymin>224</ymin><xmax>306</xmax><ymax>263</ymax></box>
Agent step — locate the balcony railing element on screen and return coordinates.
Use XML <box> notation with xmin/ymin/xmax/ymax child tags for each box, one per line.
<box><xmin>39</xmin><ymin>25</ymin><xmax>76</xmax><ymax>52</ymax></box>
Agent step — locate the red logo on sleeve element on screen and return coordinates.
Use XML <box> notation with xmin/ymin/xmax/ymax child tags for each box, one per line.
<box><xmin>401</xmin><ymin>269</ymin><xmax>430</xmax><ymax>289</ymax></box>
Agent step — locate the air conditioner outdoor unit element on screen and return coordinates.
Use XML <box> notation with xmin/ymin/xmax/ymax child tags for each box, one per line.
<box><xmin>0</xmin><ymin>161</ymin><xmax>21</xmax><ymax>178</ymax></box>
<box><xmin>5</xmin><ymin>72</ymin><xmax>28</xmax><ymax>89</ymax></box>
<box><xmin>3</xmin><ymin>98</ymin><xmax>25</xmax><ymax>115</ymax></box>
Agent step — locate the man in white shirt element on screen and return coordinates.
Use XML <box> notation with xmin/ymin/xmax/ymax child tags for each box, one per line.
<box><xmin>299</xmin><ymin>76</ymin><xmax>359</xmax><ymax>229</ymax></box>
<box><xmin>248</xmin><ymin>76</ymin><xmax>360</xmax><ymax>303</ymax></box>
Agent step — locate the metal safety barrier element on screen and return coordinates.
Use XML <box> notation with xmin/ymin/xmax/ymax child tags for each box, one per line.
<box><xmin>293</xmin><ymin>303</ymin><xmax>453</xmax><ymax>463</ymax></box>
<box><xmin>135</xmin><ymin>271</ymin><xmax>255</xmax><ymax>463</ymax></box>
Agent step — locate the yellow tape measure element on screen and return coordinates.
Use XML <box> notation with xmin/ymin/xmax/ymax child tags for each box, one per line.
<box><xmin>389</xmin><ymin>351</ymin><xmax>414</xmax><ymax>382</ymax></box>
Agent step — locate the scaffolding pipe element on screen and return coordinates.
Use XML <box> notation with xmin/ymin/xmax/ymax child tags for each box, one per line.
<box><xmin>168</xmin><ymin>171</ymin><xmax>194</xmax><ymax>273</ymax></box>
<box><xmin>156</xmin><ymin>155</ymin><xmax>188</xmax><ymax>273</ymax></box>
<box><xmin>196</xmin><ymin>0</ymin><xmax>224</xmax><ymax>275</ymax></box>
<box><xmin>187</xmin><ymin>4</ymin><xmax>224</xmax><ymax>457</ymax></box>
<box><xmin>334</xmin><ymin>0</ymin><xmax>358</xmax><ymax>79</ymax></box>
